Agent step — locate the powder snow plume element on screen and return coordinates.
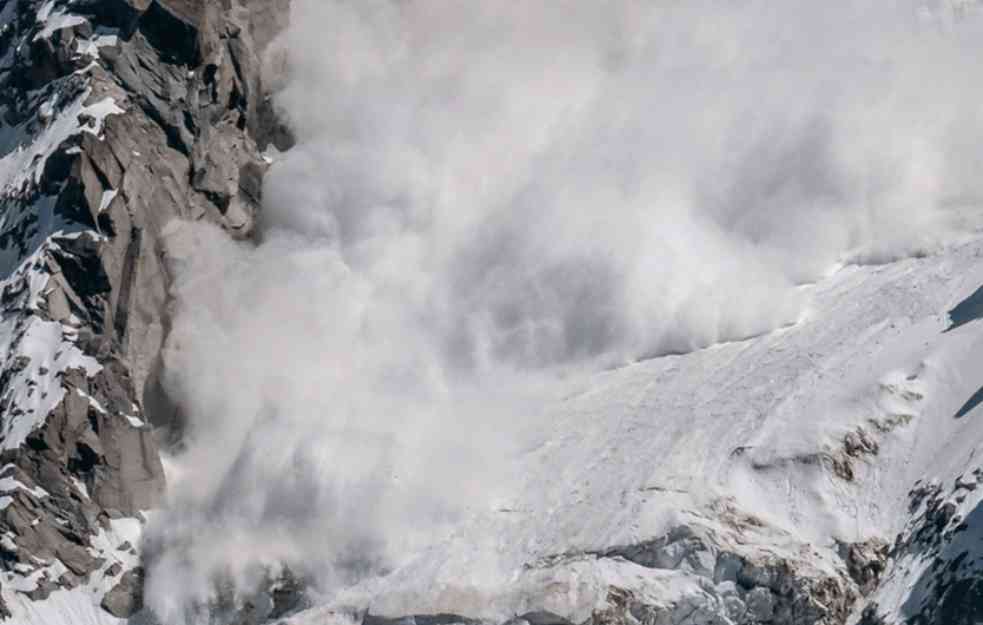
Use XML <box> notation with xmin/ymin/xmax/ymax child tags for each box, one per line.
<box><xmin>144</xmin><ymin>1</ymin><xmax>983</xmax><ymax>621</ymax></box>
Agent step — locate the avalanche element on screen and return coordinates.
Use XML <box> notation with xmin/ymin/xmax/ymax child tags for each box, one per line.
<box><xmin>280</xmin><ymin>229</ymin><xmax>983</xmax><ymax>623</ymax></box>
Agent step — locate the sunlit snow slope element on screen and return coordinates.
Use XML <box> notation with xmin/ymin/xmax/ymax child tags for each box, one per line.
<box><xmin>287</xmin><ymin>229</ymin><xmax>983</xmax><ymax>625</ymax></box>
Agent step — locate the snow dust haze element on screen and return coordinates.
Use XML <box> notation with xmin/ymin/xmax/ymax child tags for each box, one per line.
<box><xmin>144</xmin><ymin>1</ymin><xmax>983</xmax><ymax>621</ymax></box>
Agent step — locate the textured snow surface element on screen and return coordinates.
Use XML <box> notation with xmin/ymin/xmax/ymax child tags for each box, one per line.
<box><xmin>77</xmin><ymin>35</ymin><xmax>119</xmax><ymax>59</ymax></box>
<box><xmin>1</xmin><ymin>511</ymin><xmax>148</xmax><ymax>624</ymax></box>
<box><xmin>1</xmin><ymin>515</ymin><xmax>146</xmax><ymax>625</ymax></box>
<box><xmin>4</xmin><ymin>587</ymin><xmax>125</xmax><ymax>625</ymax></box>
<box><xmin>0</xmin><ymin>89</ymin><xmax>124</xmax><ymax>198</ymax></box>
<box><xmin>33</xmin><ymin>12</ymin><xmax>86</xmax><ymax>42</ymax></box>
<box><xmin>0</xmin><ymin>238</ymin><xmax>102</xmax><ymax>451</ymax></box>
<box><xmin>293</xmin><ymin>558</ymin><xmax>713</xmax><ymax>625</ymax></box>
<box><xmin>34</xmin><ymin>0</ymin><xmax>88</xmax><ymax>42</ymax></box>
<box><xmin>0</xmin><ymin>3</ymin><xmax>147</xmax><ymax>622</ymax></box>
<box><xmin>97</xmin><ymin>189</ymin><xmax>117</xmax><ymax>213</ymax></box>
<box><xmin>0</xmin><ymin>13</ymin><xmax>118</xmax><ymax>453</ymax></box>
<box><xmin>273</xmin><ymin>231</ymin><xmax>983</xmax><ymax>621</ymax></box>
<box><xmin>0</xmin><ymin>472</ymin><xmax>49</xmax><ymax>500</ymax></box>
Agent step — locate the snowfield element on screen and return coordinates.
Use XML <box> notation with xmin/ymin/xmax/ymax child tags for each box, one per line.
<box><xmin>272</xmin><ymin>229</ymin><xmax>983</xmax><ymax>624</ymax></box>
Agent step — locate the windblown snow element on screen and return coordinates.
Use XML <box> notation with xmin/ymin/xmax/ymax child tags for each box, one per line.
<box><xmin>142</xmin><ymin>1</ymin><xmax>983</xmax><ymax>623</ymax></box>
<box><xmin>201</xmin><ymin>225</ymin><xmax>962</xmax><ymax>620</ymax></box>
<box><xmin>5</xmin><ymin>0</ymin><xmax>983</xmax><ymax>624</ymax></box>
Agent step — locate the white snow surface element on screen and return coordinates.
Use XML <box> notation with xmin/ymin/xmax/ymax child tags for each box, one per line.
<box><xmin>0</xmin><ymin>237</ymin><xmax>102</xmax><ymax>451</ymax></box>
<box><xmin>36</xmin><ymin>0</ymin><xmax>58</xmax><ymax>23</ymax></box>
<box><xmin>1</xmin><ymin>512</ymin><xmax>146</xmax><ymax>625</ymax></box>
<box><xmin>34</xmin><ymin>12</ymin><xmax>87</xmax><ymax>43</ymax></box>
<box><xmin>0</xmin><ymin>195</ymin><xmax>977</xmax><ymax>624</ymax></box>
<box><xmin>0</xmin><ymin>473</ymin><xmax>49</xmax><ymax>499</ymax></box>
<box><xmin>34</xmin><ymin>0</ymin><xmax>88</xmax><ymax>42</ymax></box>
<box><xmin>3</xmin><ymin>589</ymin><xmax>125</xmax><ymax>625</ymax></box>
<box><xmin>0</xmin><ymin>89</ymin><xmax>124</xmax><ymax>198</ymax></box>
<box><xmin>77</xmin><ymin>35</ymin><xmax>119</xmax><ymax>59</ymax></box>
<box><xmin>274</xmin><ymin>231</ymin><xmax>983</xmax><ymax>621</ymax></box>
<box><xmin>97</xmin><ymin>189</ymin><xmax>117</xmax><ymax>213</ymax></box>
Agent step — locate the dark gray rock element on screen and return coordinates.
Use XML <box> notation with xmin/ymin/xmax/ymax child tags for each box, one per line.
<box><xmin>101</xmin><ymin>567</ymin><xmax>144</xmax><ymax>617</ymax></box>
<box><xmin>839</xmin><ymin>538</ymin><xmax>888</xmax><ymax>596</ymax></box>
<box><xmin>745</xmin><ymin>587</ymin><xmax>775</xmax><ymax>622</ymax></box>
<box><xmin>364</xmin><ymin>614</ymin><xmax>486</xmax><ymax>625</ymax></box>
<box><xmin>516</xmin><ymin>613</ymin><xmax>574</xmax><ymax>625</ymax></box>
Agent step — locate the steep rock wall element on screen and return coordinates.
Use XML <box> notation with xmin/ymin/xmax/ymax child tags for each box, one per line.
<box><xmin>0</xmin><ymin>0</ymin><xmax>289</xmax><ymax>616</ymax></box>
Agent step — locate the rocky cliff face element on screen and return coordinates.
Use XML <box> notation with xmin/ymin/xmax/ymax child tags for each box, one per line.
<box><xmin>0</xmin><ymin>0</ymin><xmax>288</xmax><ymax>618</ymax></box>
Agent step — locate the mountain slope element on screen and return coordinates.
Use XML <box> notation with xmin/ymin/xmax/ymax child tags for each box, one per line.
<box><xmin>3</xmin><ymin>1</ymin><xmax>983</xmax><ymax>625</ymax></box>
<box><xmin>284</xmin><ymin>231</ymin><xmax>983</xmax><ymax>625</ymax></box>
<box><xmin>0</xmin><ymin>0</ymin><xmax>288</xmax><ymax>621</ymax></box>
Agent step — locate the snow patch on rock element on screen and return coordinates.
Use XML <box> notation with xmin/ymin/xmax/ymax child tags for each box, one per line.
<box><xmin>0</xmin><ymin>89</ymin><xmax>124</xmax><ymax>198</ymax></box>
<box><xmin>0</xmin><ymin>237</ymin><xmax>102</xmax><ymax>451</ymax></box>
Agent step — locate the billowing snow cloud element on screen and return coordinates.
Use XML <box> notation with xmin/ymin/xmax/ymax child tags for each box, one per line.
<box><xmin>144</xmin><ymin>0</ymin><xmax>983</xmax><ymax>620</ymax></box>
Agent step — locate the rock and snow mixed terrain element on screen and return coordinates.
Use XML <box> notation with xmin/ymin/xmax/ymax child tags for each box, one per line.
<box><xmin>0</xmin><ymin>0</ymin><xmax>286</xmax><ymax>621</ymax></box>
<box><xmin>1</xmin><ymin>1</ymin><xmax>983</xmax><ymax>624</ymax></box>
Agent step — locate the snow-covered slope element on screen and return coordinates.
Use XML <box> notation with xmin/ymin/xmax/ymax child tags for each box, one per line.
<box><xmin>4</xmin><ymin>1</ymin><xmax>983</xmax><ymax>624</ymax></box>
<box><xmin>278</xmin><ymin>230</ymin><xmax>983</xmax><ymax>625</ymax></box>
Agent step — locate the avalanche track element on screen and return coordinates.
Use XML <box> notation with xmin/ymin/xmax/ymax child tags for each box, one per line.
<box><xmin>288</xmin><ymin>229</ymin><xmax>983</xmax><ymax>625</ymax></box>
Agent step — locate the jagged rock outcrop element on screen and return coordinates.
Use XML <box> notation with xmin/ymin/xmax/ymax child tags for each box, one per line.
<box><xmin>0</xmin><ymin>0</ymin><xmax>290</xmax><ymax>616</ymax></box>
<box><xmin>862</xmin><ymin>472</ymin><xmax>983</xmax><ymax>625</ymax></box>
<box><xmin>100</xmin><ymin>565</ymin><xmax>143</xmax><ymax>617</ymax></box>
